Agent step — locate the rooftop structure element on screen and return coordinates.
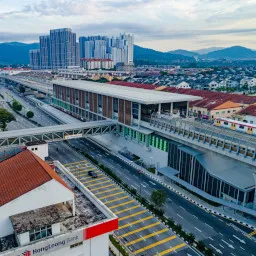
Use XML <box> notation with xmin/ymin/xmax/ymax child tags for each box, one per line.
<box><xmin>53</xmin><ymin>80</ymin><xmax>201</xmax><ymax>104</ymax></box>
<box><xmin>0</xmin><ymin>150</ymin><xmax>118</xmax><ymax>255</ymax></box>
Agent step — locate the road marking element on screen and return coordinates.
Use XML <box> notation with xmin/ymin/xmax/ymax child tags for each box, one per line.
<box><xmin>141</xmin><ymin>184</ymin><xmax>146</xmax><ymax>188</ymax></box>
<box><xmin>179</xmin><ymin>206</ymin><xmax>185</xmax><ymax>210</ymax></box>
<box><xmin>209</xmin><ymin>237</ymin><xmax>214</xmax><ymax>241</ymax></box>
<box><xmin>64</xmin><ymin>160</ymin><xmax>87</xmax><ymax>166</ymax></box>
<box><xmin>205</xmin><ymin>223</ymin><xmax>213</xmax><ymax>229</ymax></box>
<box><xmin>195</xmin><ymin>227</ymin><xmax>202</xmax><ymax>233</ymax></box>
<box><xmin>114</xmin><ymin>205</ymin><xmax>140</xmax><ymax>214</ymax></box>
<box><xmin>118</xmin><ymin>222</ymin><xmax>161</xmax><ymax>238</ymax></box>
<box><xmin>231</xmin><ymin>253</ymin><xmax>236</xmax><ymax>256</ymax></box>
<box><xmin>219</xmin><ymin>232</ymin><xmax>224</xmax><ymax>236</ymax></box>
<box><xmin>119</xmin><ymin>210</ymin><xmax>147</xmax><ymax>221</ymax></box>
<box><xmin>210</xmin><ymin>244</ymin><xmax>223</xmax><ymax>254</ymax></box>
<box><xmin>134</xmin><ymin>184</ymin><xmax>140</xmax><ymax>188</ymax></box>
<box><xmin>90</xmin><ymin>183</ymin><xmax>114</xmax><ymax>191</ymax></box>
<box><xmin>131</xmin><ymin>185</ymin><xmax>137</xmax><ymax>190</ymax></box>
<box><xmin>192</xmin><ymin>214</ymin><xmax>198</xmax><ymax>219</ymax></box>
<box><xmin>156</xmin><ymin>243</ymin><xmax>186</xmax><ymax>256</ymax></box>
<box><xmin>240</xmin><ymin>246</ymin><xmax>245</xmax><ymax>250</ymax></box>
<box><xmin>145</xmin><ymin>191</ymin><xmax>151</xmax><ymax>196</ymax></box>
<box><xmin>119</xmin><ymin>216</ymin><xmax>153</xmax><ymax>230</ymax></box>
<box><xmin>82</xmin><ymin>177</ymin><xmax>106</xmax><ymax>184</ymax></box>
<box><xmin>219</xmin><ymin>244</ymin><xmax>224</xmax><ymax>248</ymax></box>
<box><xmin>248</xmin><ymin>230</ymin><xmax>256</xmax><ymax>237</ymax></box>
<box><xmin>109</xmin><ymin>200</ymin><xmax>134</xmax><ymax>209</ymax></box>
<box><xmin>87</xmin><ymin>180</ymin><xmax>110</xmax><ymax>188</ymax></box>
<box><xmin>105</xmin><ymin>196</ymin><xmax>130</xmax><ymax>205</ymax></box>
<box><xmin>94</xmin><ymin>187</ymin><xmax>120</xmax><ymax>196</ymax></box>
<box><xmin>149</xmin><ymin>181</ymin><xmax>156</xmax><ymax>186</ymax></box>
<box><xmin>134</xmin><ymin>235</ymin><xmax>177</xmax><ymax>254</ymax></box>
<box><xmin>177</xmin><ymin>214</ymin><xmax>184</xmax><ymax>219</ymax></box>
<box><xmin>221</xmin><ymin>239</ymin><xmax>235</xmax><ymax>249</ymax></box>
<box><xmin>98</xmin><ymin>191</ymin><xmax>125</xmax><ymax>200</ymax></box>
<box><xmin>232</xmin><ymin>235</ymin><xmax>246</xmax><ymax>244</ymax></box>
<box><xmin>124</xmin><ymin>228</ymin><xmax>168</xmax><ymax>246</ymax></box>
<box><xmin>229</xmin><ymin>239</ymin><xmax>234</xmax><ymax>243</ymax></box>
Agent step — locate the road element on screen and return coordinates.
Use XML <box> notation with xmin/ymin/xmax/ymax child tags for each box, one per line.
<box><xmin>65</xmin><ymin>138</ymin><xmax>256</xmax><ymax>256</ymax></box>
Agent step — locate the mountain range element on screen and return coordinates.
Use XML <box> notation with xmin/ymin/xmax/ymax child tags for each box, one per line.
<box><xmin>0</xmin><ymin>42</ymin><xmax>256</xmax><ymax>65</ymax></box>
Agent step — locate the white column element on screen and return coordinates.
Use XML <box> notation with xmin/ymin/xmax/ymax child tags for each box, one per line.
<box><xmin>170</xmin><ymin>102</ymin><xmax>173</xmax><ymax>114</ymax></box>
<box><xmin>138</xmin><ymin>103</ymin><xmax>141</xmax><ymax>128</ymax></box>
<box><xmin>73</xmin><ymin>199</ymin><xmax>76</xmax><ymax>216</ymax></box>
<box><xmin>186</xmin><ymin>101</ymin><xmax>189</xmax><ymax>117</ymax></box>
<box><xmin>158</xmin><ymin>103</ymin><xmax>161</xmax><ymax>114</ymax></box>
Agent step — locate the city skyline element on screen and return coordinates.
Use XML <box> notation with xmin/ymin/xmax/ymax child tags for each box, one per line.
<box><xmin>1</xmin><ymin>0</ymin><xmax>256</xmax><ymax>51</ymax></box>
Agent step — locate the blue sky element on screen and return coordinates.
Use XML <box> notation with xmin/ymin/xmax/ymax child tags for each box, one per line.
<box><xmin>1</xmin><ymin>0</ymin><xmax>256</xmax><ymax>51</ymax></box>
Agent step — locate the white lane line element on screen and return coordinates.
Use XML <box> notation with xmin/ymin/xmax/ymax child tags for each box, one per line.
<box><xmin>167</xmin><ymin>198</ymin><xmax>172</xmax><ymax>202</ymax></box>
<box><xmin>134</xmin><ymin>184</ymin><xmax>140</xmax><ymax>188</ymax></box>
<box><xmin>219</xmin><ymin>232</ymin><xmax>224</xmax><ymax>236</ymax></box>
<box><xmin>209</xmin><ymin>237</ymin><xmax>214</xmax><ymax>241</ymax></box>
<box><xmin>192</xmin><ymin>215</ymin><xmax>198</xmax><ymax>219</ymax></box>
<box><xmin>179</xmin><ymin>206</ymin><xmax>185</xmax><ymax>210</ymax></box>
<box><xmin>145</xmin><ymin>191</ymin><xmax>151</xmax><ymax>196</ymax></box>
<box><xmin>149</xmin><ymin>181</ymin><xmax>156</xmax><ymax>186</ymax></box>
<box><xmin>219</xmin><ymin>244</ymin><xmax>224</xmax><ymax>249</ymax></box>
<box><xmin>194</xmin><ymin>227</ymin><xmax>202</xmax><ymax>233</ymax></box>
<box><xmin>229</xmin><ymin>239</ymin><xmax>234</xmax><ymax>243</ymax></box>
<box><xmin>231</xmin><ymin>253</ymin><xmax>236</xmax><ymax>256</ymax></box>
<box><xmin>240</xmin><ymin>246</ymin><xmax>245</xmax><ymax>251</ymax></box>
<box><xmin>205</xmin><ymin>223</ymin><xmax>214</xmax><ymax>229</ymax></box>
<box><xmin>141</xmin><ymin>184</ymin><xmax>146</xmax><ymax>188</ymax></box>
<box><xmin>177</xmin><ymin>214</ymin><xmax>184</xmax><ymax>219</ymax></box>
<box><xmin>126</xmin><ymin>177</ymin><xmax>131</xmax><ymax>181</ymax></box>
<box><xmin>131</xmin><ymin>185</ymin><xmax>137</xmax><ymax>190</ymax></box>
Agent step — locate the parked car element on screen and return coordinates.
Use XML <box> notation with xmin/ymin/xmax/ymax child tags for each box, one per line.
<box><xmin>88</xmin><ymin>170</ymin><xmax>98</xmax><ymax>178</ymax></box>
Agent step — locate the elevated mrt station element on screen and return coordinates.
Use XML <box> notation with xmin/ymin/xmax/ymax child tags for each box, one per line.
<box><xmin>51</xmin><ymin>80</ymin><xmax>256</xmax><ymax>214</ymax></box>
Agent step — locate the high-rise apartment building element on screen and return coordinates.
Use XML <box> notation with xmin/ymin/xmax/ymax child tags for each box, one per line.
<box><xmin>29</xmin><ymin>49</ymin><xmax>41</xmax><ymax>70</ymax></box>
<box><xmin>50</xmin><ymin>28</ymin><xmax>77</xmax><ymax>69</ymax></box>
<box><xmin>79</xmin><ymin>33</ymin><xmax>134</xmax><ymax>66</ymax></box>
<box><xmin>39</xmin><ymin>36</ymin><xmax>51</xmax><ymax>69</ymax></box>
<box><xmin>30</xmin><ymin>28</ymin><xmax>79</xmax><ymax>70</ymax></box>
<box><xmin>120</xmin><ymin>33</ymin><xmax>134</xmax><ymax>64</ymax></box>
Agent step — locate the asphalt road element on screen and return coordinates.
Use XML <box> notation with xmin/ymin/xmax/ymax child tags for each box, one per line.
<box><xmin>66</xmin><ymin>138</ymin><xmax>256</xmax><ymax>256</ymax></box>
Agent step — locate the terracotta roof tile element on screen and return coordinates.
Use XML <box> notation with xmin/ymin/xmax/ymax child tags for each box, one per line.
<box><xmin>0</xmin><ymin>150</ymin><xmax>72</xmax><ymax>207</ymax></box>
<box><xmin>213</xmin><ymin>101</ymin><xmax>242</xmax><ymax>110</ymax></box>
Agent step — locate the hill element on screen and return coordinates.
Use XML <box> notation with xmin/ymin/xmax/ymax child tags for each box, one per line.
<box><xmin>203</xmin><ymin>46</ymin><xmax>256</xmax><ymax>59</ymax></box>
<box><xmin>195</xmin><ymin>47</ymin><xmax>225</xmax><ymax>55</ymax></box>
<box><xmin>134</xmin><ymin>45</ymin><xmax>194</xmax><ymax>64</ymax></box>
<box><xmin>168</xmin><ymin>49</ymin><xmax>200</xmax><ymax>57</ymax></box>
<box><xmin>0</xmin><ymin>42</ymin><xmax>39</xmax><ymax>65</ymax></box>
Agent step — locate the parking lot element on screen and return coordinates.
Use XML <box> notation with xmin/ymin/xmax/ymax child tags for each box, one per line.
<box><xmin>64</xmin><ymin>160</ymin><xmax>193</xmax><ymax>256</ymax></box>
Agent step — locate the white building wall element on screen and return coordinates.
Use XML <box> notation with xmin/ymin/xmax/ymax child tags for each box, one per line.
<box><xmin>95</xmin><ymin>134</ymin><xmax>168</xmax><ymax>168</ymax></box>
<box><xmin>45</xmin><ymin>233</ymin><xmax>109</xmax><ymax>256</ymax></box>
<box><xmin>0</xmin><ymin>180</ymin><xmax>74</xmax><ymax>237</ymax></box>
<box><xmin>26</xmin><ymin>143</ymin><xmax>49</xmax><ymax>160</ymax></box>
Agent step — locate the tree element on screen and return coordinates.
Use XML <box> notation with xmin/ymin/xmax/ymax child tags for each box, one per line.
<box><xmin>150</xmin><ymin>189</ymin><xmax>167</xmax><ymax>209</ymax></box>
<box><xmin>186</xmin><ymin>233</ymin><xmax>195</xmax><ymax>244</ymax></box>
<box><xmin>204</xmin><ymin>248</ymin><xmax>213</xmax><ymax>256</ymax></box>
<box><xmin>0</xmin><ymin>108</ymin><xmax>15</xmax><ymax>131</ymax></box>
<box><xmin>12</xmin><ymin>101</ymin><xmax>22</xmax><ymax>112</ymax></box>
<box><xmin>19</xmin><ymin>85</ymin><xmax>26</xmax><ymax>93</ymax></box>
<box><xmin>26</xmin><ymin>111</ymin><xmax>34</xmax><ymax>119</ymax></box>
<box><xmin>197</xmin><ymin>241</ymin><xmax>206</xmax><ymax>252</ymax></box>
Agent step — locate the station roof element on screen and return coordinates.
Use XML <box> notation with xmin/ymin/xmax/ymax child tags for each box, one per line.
<box><xmin>178</xmin><ymin>146</ymin><xmax>255</xmax><ymax>190</ymax></box>
<box><xmin>53</xmin><ymin>80</ymin><xmax>201</xmax><ymax>104</ymax></box>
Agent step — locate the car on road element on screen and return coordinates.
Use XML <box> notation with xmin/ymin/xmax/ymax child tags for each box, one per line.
<box><xmin>88</xmin><ymin>170</ymin><xmax>98</xmax><ymax>178</ymax></box>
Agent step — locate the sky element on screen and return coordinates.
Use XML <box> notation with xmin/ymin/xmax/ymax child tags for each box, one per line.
<box><xmin>1</xmin><ymin>0</ymin><xmax>256</xmax><ymax>51</ymax></box>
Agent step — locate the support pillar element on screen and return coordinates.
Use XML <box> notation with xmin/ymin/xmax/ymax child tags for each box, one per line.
<box><xmin>158</xmin><ymin>103</ymin><xmax>161</xmax><ymax>114</ymax></box>
<box><xmin>186</xmin><ymin>101</ymin><xmax>189</xmax><ymax>117</ymax></box>
<box><xmin>170</xmin><ymin>102</ymin><xmax>173</xmax><ymax>114</ymax></box>
<box><xmin>138</xmin><ymin>103</ymin><xmax>141</xmax><ymax>128</ymax></box>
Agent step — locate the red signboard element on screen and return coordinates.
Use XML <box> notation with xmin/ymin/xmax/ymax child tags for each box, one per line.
<box><xmin>84</xmin><ymin>218</ymin><xmax>118</xmax><ymax>240</ymax></box>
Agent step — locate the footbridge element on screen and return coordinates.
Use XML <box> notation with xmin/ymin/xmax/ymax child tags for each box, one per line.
<box><xmin>0</xmin><ymin>120</ymin><xmax>116</xmax><ymax>148</ymax></box>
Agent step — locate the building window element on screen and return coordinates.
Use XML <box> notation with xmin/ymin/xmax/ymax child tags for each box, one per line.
<box><xmin>113</xmin><ymin>98</ymin><xmax>118</xmax><ymax>113</ymax></box>
<box><xmin>224</xmin><ymin>122</ymin><xmax>228</xmax><ymax>125</ymax></box>
<box><xmin>239</xmin><ymin>125</ymin><xmax>244</xmax><ymax>129</ymax></box>
<box><xmin>70</xmin><ymin>241</ymin><xmax>83</xmax><ymax>249</ymax></box>
<box><xmin>29</xmin><ymin>225</ymin><xmax>52</xmax><ymax>242</ymax></box>
<box><xmin>222</xmin><ymin>111</ymin><xmax>225</xmax><ymax>114</ymax></box>
<box><xmin>216</xmin><ymin>112</ymin><xmax>219</xmax><ymax>114</ymax></box>
<box><xmin>227</xmin><ymin>111</ymin><xmax>230</xmax><ymax>113</ymax></box>
<box><xmin>98</xmin><ymin>95</ymin><xmax>102</xmax><ymax>108</ymax></box>
<box><xmin>132</xmin><ymin>103</ymin><xmax>139</xmax><ymax>119</ymax></box>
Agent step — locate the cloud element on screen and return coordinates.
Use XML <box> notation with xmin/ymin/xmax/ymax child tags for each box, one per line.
<box><xmin>0</xmin><ymin>32</ymin><xmax>40</xmax><ymax>42</ymax></box>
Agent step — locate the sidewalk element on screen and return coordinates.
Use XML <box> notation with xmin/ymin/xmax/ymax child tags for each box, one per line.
<box><xmin>91</xmin><ymin>136</ymin><xmax>256</xmax><ymax>230</ymax></box>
